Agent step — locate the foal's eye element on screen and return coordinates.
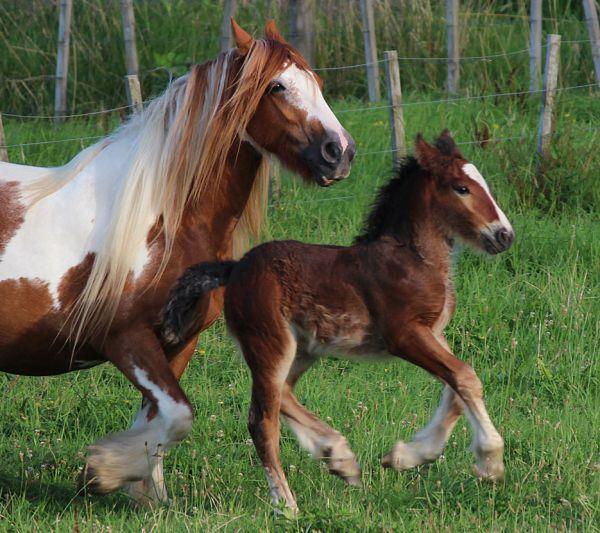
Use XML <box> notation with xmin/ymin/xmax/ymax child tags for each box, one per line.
<box><xmin>269</xmin><ymin>82</ymin><xmax>286</xmax><ymax>94</ymax></box>
<box><xmin>453</xmin><ymin>185</ymin><xmax>470</xmax><ymax>196</ymax></box>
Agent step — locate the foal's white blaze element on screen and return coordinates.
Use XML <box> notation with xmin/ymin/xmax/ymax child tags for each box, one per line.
<box><xmin>461</xmin><ymin>163</ymin><xmax>513</xmax><ymax>232</ymax></box>
<box><xmin>277</xmin><ymin>63</ymin><xmax>349</xmax><ymax>152</ymax></box>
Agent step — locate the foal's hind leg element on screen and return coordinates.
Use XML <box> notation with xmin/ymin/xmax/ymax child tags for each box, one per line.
<box><xmin>243</xmin><ymin>330</ymin><xmax>298</xmax><ymax>512</ymax></box>
<box><xmin>81</xmin><ymin>328</ymin><xmax>193</xmax><ymax>499</ymax></box>
<box><xmin>280</xmin><ymin>355</ymin><xmax>361</xmax><ymax>485</ymax></box>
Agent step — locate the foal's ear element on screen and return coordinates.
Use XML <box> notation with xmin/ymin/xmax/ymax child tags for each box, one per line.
<box><xmin>414</xmin><ymin>133</ymin><xmax>441</xmax><ymax>171</ymax></box>
<box><xmin>231</xmin><ymin>18</ymin><xmax>254</xmax><ymax>56</ymax></box>
<box><xmin>265</xmin><ymin>20</ymin><xmax>286</xmax><ymax>43</ymax></box>
<box><xmin>434</xmin><ymin>128</ymin><xmax>462</xmax><ymax>157</ymax></box>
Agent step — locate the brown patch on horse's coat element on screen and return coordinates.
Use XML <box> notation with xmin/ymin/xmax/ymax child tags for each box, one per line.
<box><xmin>0</xmin><ymin>181</ymin><xmax>25</xmax><ymax>255</ymax></box>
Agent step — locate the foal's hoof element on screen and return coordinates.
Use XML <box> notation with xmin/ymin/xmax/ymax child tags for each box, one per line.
<box><xmin>329</xmin><ymin>457</ymin><xmax>362</xmax><ymax>486</ymax></box>
<box><xmin>473</xmin><ymin>459</ymin><xmax>505</xmax><ymax>482</ymax></box>
<box><xmin>382</xmin><ymin>441</ymin><xmax>438</xmax><ymax>471</ymax></box>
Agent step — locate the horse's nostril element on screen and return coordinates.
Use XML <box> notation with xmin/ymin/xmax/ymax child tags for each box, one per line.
<box><xmin>495</xmin><ymin>228</ymin><xmax>511</xmax><ymax>246</ymax></box>
<box><xmin>322</xmin><ymin>140</ymin><xmax>342</xmax><ymax>164</ymax></box>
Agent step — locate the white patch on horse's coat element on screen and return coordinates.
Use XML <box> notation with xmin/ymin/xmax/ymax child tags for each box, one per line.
<box><xmin>461</xmin><ymin>163</ymin><xmax>513</xmax><ymax>232</ymax></box>
<box><xmin>277</xmin><ymin>64</ymin><xmax>349</xmax><ymax>151</ymax></box>
<box><xmin>133</xmin><ymin>367</ymin><xmax>192</xmax><ymax>435</ymax></box>
<box><xmin>0</xmin><ymin>140</ymin><xmax>155</xmax><ymax>309</ymax></box>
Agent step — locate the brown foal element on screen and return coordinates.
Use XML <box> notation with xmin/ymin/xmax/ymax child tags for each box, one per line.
<box><xmin>162</xmin><ymin>130</ymin><xmax>515</xmax><ymax>512</ymax></box>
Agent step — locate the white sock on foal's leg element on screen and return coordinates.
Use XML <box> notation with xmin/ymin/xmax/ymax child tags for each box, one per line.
<box><xmin>383</xmin><ymin>385</ymin><xmax>462</xmax><ymax>470</ymax></box>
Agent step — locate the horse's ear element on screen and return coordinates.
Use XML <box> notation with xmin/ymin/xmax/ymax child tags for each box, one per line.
<box><xmin>414</xmin><ymin>133</ymin><xmax>440</xmax><ymax>171</ymax></box>
<box><xmin>434</xmin><ymin>128</ymin><xmax>462</xmax><ymax>157</ymax></box>
<box><xmin>265</xmin><ymin>19</ymin><xmax>285</xmax><ymax>43</ymax></box>
<box><xmin>231</xmin><ymin>18</ymin><xmax>254</xmax><ymax>55</ymax></box>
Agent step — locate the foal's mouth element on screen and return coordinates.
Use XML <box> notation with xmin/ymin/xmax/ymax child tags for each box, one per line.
<box><xmin>316</xmin><ymin>174</ymin><xmax>346</xmax><ymax>187</ymax></box>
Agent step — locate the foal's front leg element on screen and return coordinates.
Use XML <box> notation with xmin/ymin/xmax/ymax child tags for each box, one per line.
<box><xmin>382</xmin><ymin>384</ymin><xmax>463</xmax><ymax>470</ymax></box>
<box><xmin>388</xmin><ymin>325</ymin><xmax>504</xmax><ymax>480</ymax></box>
<box><xmin>81</xmin><ymin>328</ymin><xmax>194</xmax><ymax>501</ymax></box>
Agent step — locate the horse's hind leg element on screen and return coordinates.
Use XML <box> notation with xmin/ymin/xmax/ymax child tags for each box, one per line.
<box><xmin>280</xmin><ymin>354</ymin><xmax>361</xmax><ymax>485</ymax></box>
<box><xmin>382</xmin><ymin>384</ymin><xmax>462</xmax><ymax>470</ymax></box>
<box><xmin>81</xmin><ymin>328</ymin><xmax>193</xmax><ymax>502</ymax></box>
<box><xmin>242</xmin><ymin>329</ymin><xmax>298</xmax><ymax>512</ymax></box>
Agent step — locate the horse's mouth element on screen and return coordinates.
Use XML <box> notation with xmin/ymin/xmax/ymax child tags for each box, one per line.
<box><xmin>316</xmin><ymin>175</ymin><xmax>345</xmax><ymax>187</ymax></box>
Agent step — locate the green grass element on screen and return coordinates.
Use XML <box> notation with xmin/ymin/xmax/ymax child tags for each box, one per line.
<box><xmin>0</xmin><ymin>94</ymin><xmax>598</xmax><ymax>531</ymax></box>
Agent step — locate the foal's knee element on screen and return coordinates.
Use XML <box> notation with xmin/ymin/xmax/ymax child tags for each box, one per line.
<box><xmin>450</xmin><ymin>362</ymin><xmax>483</xmax><ymax>399</ymax></box>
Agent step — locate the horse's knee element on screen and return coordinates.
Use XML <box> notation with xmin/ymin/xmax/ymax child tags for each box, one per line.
<box><xmin>166</xmin><ymin>401</ymin><xmax>193</xmax><ymax>442</ymax></box>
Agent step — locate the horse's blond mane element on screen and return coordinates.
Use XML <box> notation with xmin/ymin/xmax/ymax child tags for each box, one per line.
<box><xmin>25</xmin><ymin>38</ymin><xmax>301</xmax><ymax>347</ymax></box>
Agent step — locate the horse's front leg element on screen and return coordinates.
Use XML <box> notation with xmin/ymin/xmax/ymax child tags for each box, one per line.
<box><xmin>124</xmin><ymin>334</ymin><xmax>199</xmax><ymax>506</ymax></box>
<box><xmin>81</xmin><ymin>327</ymin><xmax>194</xmax><ymax>504</ymax></box>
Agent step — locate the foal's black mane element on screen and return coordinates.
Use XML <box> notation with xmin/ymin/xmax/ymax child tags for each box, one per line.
<box><xmin>354</xmin><ymin>157</ymin><xmax>424</xmax><ymax>245</ymax></box>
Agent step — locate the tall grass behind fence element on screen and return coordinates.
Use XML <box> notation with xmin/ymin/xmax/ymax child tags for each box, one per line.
<box><xmin>0</xmin><ymin>0</ymin><xmax>596</xmax><ymax>115</ymax></box>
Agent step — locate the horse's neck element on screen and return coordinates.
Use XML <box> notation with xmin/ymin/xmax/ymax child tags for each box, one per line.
<box><xmin>179</xmin><ymin>140</ymin><xmax>262</xmax><ymax>256</ymax></box>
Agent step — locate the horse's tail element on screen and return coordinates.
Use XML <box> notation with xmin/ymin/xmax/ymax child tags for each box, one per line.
<box><xmin>161</xmin><ymin>260</ymin><xmax>237</xmax><ymax>345</ymax></box>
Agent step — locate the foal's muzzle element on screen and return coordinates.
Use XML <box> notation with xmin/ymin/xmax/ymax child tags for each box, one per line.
<box><xmin>304</xmin><ymin>129</ymin><xmax>356</xmax><ymax>187</ymax></box>
<box><xmin>481</xmin><ymin>225</ymin><xmax>515</xmax><ymax>254</ymax></box>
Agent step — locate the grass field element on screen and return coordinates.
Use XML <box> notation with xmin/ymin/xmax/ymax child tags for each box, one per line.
<box><xmin>0</xmin><ymin>93</ymin><xmax>598</xmax><ymax>531</ymax></box>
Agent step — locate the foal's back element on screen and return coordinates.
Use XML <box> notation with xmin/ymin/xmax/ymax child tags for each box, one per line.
<box><xmin>224</xmin><ymin>238</ymin><xmax>447</xmax><ymax>358</ymax></box>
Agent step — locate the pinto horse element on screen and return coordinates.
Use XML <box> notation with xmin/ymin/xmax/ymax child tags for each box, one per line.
<box><xmin>162</xmin><ymin>131</ymin><xmax>515</xmax><ymax>512</ymax></box>
<box><xmin>0</xmin><ymin>20</ymin><xmax>355</xmax><ymax>504</ymax></box>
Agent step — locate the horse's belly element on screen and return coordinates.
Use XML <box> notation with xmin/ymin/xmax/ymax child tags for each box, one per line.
<box><xmin>0</xmin><ymin>278</ymin><xmax>105</xmax><ymax>375</ymax></box>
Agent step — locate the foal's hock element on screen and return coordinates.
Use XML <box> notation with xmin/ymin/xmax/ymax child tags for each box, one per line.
<box><xmin>163</xmin><ymin>130</ymin><xmax>515</xmax><ymax>512</ymax></box>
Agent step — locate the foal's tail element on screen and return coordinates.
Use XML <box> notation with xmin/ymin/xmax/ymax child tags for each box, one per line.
<box><xmin>161</xmin><ymin>261</ymin><xmax>237</xmax><ymax>345</ymax></box>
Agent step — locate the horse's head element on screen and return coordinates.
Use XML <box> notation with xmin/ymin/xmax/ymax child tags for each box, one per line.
<box><xmin>415</xmin><ymin>130</ymin><xmax>514</xmax><ymax>254</ymax></box>
<box><xmin>232</xmin><ymin>20</ymin><xmax>355</xmax><ymax>187</ymax></box>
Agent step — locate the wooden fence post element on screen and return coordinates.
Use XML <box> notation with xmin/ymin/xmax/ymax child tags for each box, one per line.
<box><xmin>529</xmin><ymin>0</ymin><xmax>543</xmax><ymax>93</ymax></box>
<box><xmin>359</xmin><ymin>0</ymin><xmax>380</xmax><ymax>102</ymax></box>
<box><xmin>288</xmin><ymin>0</ymin><xmax>316</xmax><ymax>66</ymax></box>
<box><xmin>0</xmin><ymin>113</ymin><xmax>8</xmax><ymax>163</ymax></box>
<box><xmin>383</xmin><ymin>51</ymin><xmax>406</xmax><ymax>160</ymax></box>
<box><xmin>446</xmin><ymin>0</ymin><xmax>459</xmax><ymax>96</ymax></box>
<box><xmin>121</xmin><ymin>0</ymin><xmax>139</xmax><ymax>77</ymax></box>
<box><xmin>269</xmin><ymin>161</ymin><xmax>281</xmax><ymax>205</ymax></box>
<box><xmin>582</xmin><ymin>0</ymin><xmax>600</xmax><ymax>87</ymax></box>
<box><xmin>220</xmin><ymin>0</ymin><xmax>237</xmax><ymax>53</ymax></box>
<box><xmin>537</xmin><ymin>34</ymin><xmax>561</xmax><ymax>161</ymax></box>
<box><xmin>54</xmin><ymin>0</ymin><xmax>73</xmax><ymax>123</ymax></box>
<box><xmin>125</xmin><ymin>74</ymin><xmax>143</xmax><ymax>113</ymax></box>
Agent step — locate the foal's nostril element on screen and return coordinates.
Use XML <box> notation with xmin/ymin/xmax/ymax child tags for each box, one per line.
<box><xmin>495</xmin><ymin>228</ymin><xmax>512</xmax><ymax>247</ymax></box>
<box><xmin>321</xmin><ymin>140</ymin><xmax>343</xmax><ymax>164</ymax></box>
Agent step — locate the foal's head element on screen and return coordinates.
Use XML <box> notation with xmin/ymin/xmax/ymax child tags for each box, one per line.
<box><xmin>415</xmin><ymin>130</ymin><xmax>514</xmax><ymax>254</ymax></box>
<box><xmin>232</xmin><ymin>20</ymin><xmax>355</xmax><ymax>186</ymax></box>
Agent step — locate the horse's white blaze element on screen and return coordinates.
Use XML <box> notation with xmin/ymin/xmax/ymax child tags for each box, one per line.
<box><xmin>277</xmin><ymin>63</ymin><xmax>349</xmax><ymax>151</ymax></box>
<box><xmin>461</xmin><ymin>163</ymin><xmax>513</xmax><ymax>232</ymax></box>
<box><xmin>0</xmin><ymin>139</ymin><xmax>153</xmax><ymax>309</ymax></box>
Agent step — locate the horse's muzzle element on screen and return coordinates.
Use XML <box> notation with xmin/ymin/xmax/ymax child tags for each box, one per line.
<box><xmin>305</xmin><ymin>130</ymin><xmax>356</xmax><ymax>186</ymax></box>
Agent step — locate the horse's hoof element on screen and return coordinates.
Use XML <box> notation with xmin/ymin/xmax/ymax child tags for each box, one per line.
<box><xmin>78</xmin><ymin>464</ymin><xmax>110</xmax><ymax>495</ymax></box>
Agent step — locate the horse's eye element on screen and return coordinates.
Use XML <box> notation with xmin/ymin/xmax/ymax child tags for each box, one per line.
<box><xmin>269</xmin><ymin>82</ymin><xmax>286</xmax><ymax>94</ymax></box>
<box><xmin>453</xmin><ymin>185</ymin><xmax>470</xmax><ymax>196</ymax></box>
